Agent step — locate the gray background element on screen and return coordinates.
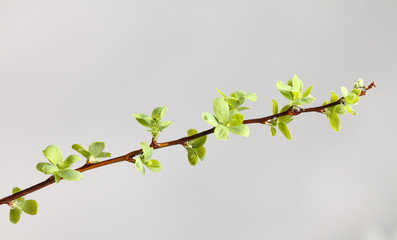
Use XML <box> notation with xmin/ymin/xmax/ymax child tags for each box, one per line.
<box><xmin>0</xmin><ymin>1</ymin><xmax>395</xmax><ymax>239</ymax></box>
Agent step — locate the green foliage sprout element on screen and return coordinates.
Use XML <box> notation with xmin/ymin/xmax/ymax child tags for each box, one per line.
<box><xmin>36</xmin><ymin>145</ymin><xmax>83</xmax><ymax>183</ymax></box>
<box><xmin>135</xmin><ymin>142</ymin><xmax>162</xmax><ymax>175</ymax></box>
<box><xmin>8</xmin><ymin>187</ymin><xmax>38</xmax><ymax>224</ymax></box>
<box><xmin>133</xmin><ymin>106</ymin><xmax>173</xmax><ymax>141</ymax></box>
<box><xmin>72</xmin><ymin>141</ymin><xmax>111</xmax><ymax>164</ymax></box>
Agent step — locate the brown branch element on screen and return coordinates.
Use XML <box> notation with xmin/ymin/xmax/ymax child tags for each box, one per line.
<box><xmin>0</xmin><ymin>82</ymin><xmax>376</xmax><ymax>206</ymax></box>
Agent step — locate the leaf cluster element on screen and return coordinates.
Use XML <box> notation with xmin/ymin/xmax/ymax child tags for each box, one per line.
<box><xmin>276</xmin><ymin>75</ymin><xmax>315</xmax><ymax>106</ymax></box>
<box><xmin>133</xmin><ymin>106</ymin><xmax>173</xmax><ymax>139</ymax></box>
<box><xmin>203</xmin><ymin>89</ymin><xmax>257</xmax><ymax>140</ymax></box>
<box><xmin>72</xmin><ymin>142</ymin><xmax>111</xmax><ymax>164</ymax></box>
<box><xmin>268</xmin><ymin>100</ymin><xmax>293</xmax><ymax>140</ymax></box>
<box><xmin>323</xmin><ymin>81</ymin><xmax>363</xmax><ymax>131</ymax></box>
<box><xmin>9</xmin><ymin>187</ymin><xmax>38</xmax><ymax>224</ymax></box>
<box><xmin>185</xmin><ymin>129</ymin><xmax>207</xmax><ymax>166</ymax></box>
<box><xmin>135</xmin><ymin>142</ymin><xmax>162</xmax><ymax>175</ymax></box>
<box><xmin>36</xmin><ymin>145</ymin><xmax>82</xmax><ymax>183</ymax></box>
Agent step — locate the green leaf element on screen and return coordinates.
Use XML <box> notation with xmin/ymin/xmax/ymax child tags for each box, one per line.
<box><xmin>245</xmin><ymin>93</ymin><xmax>257</xmax><ymax>102</ymax></box>
<box><xmin>187</xmin><ymin>129</ymin><xmax>198</xmax><ymax>136</ymax></box>
<box><xmin>156</xmin><ymin>121</ymin><xmax>173</xmax><ymax>131</ymax></box>
<box><xmin>272</xmin><ymin>100</ymin><xmax>278</xmax><ymax>115</ymax></box>
<box><xmin>36</xmin><ymin>162</ymin><xmax>59</xmax><ymax>174</ymax></box>
<box><xmin>216</xmin><ymin>87</ymin><xmax>228</xmax><ymax>98</ymax></box>
<box><xmin>187</xmin><ymin>149</ymin><xmax>198</xmax><ymax>166</ymax></box>
<box><xmin>282</xmin><ymin>117</ymin><xmax>294</xmax><ymax>125</ymax></box>
<box><xmin>213</xmin><ymin>97</ymin><xmax>230</xmax><ymax>123</ymax></box>
<box><xmin>214</xmin><ymin>125</ymin><xmax>229</xmax><ymax>140</ymax></box>
<box><xmin>202</xmin><ymin>112</ymin><xmax>219</xmax><ymax>127</ymax></box>
<box><xmin>133</xmin><ymin>113</ymin><xmax>153</xmax><ymax>128</ymax></box>
<box><xmin>188</xmin><ymin>129</ymin><xmax>207</xmax><ymax>148</ymax></box>
<box><xmin>355</xmin><ymin>79</ymin><xmax>364</xmax><ymax>87</ymax></box>
<box><xmin>12</xmin><ymin>187</ymin><xmax>22</xmax><ymax>195</ymax></box>
<box><xmin>328</xmin><ymin>112</ymin><xmax>341</xmax><ymax>132</ymax></box>
<box><xmin>229</xmin><ymin>124</ymin><xmax>250</xmax><ymax>137</ymax></box>
<box><xmin>135</xmin><ymin>156</ymin><xmax>145</xmax><ymax>175</ymax></box>
<box><xmin>146</xmin><ymin>159</ymin><xmax>162</xmax><ymax>173</ymax></box>
<box><xmin>301</xmin><ymin>86</ymin><xmax>313</xmax><ymax>98</ymax></box>
<box><xmin>63</xmin><ymin>155</ymin><xmax>81</xmax><ymax>168</ymax></box>
<box><xmin>351</xmin><ymin>88</ymin><xmax>361</xmax><ymax>96</ymax></box>
<box><xmin>278</xmin><ymin>115</ymin><xmax>292</xmax><ymax>123</ymax></box>
<box><xmin>21</xmin><ymin>200</ymin><xmax>38</xmax><ymax>215</ymax></box>
<box><xmin>58</xmin><ymin>169</ymin><xmax>82</xmax><ymax>181</ymax></box>
<box><xmin>54</xmin><ymin>174</ymin><xmax>61</xmax><ymax>183</ymax></box>
<box><xmin>10</xmin><ymin>208</ymin><xmax>21</xmax><ymax>224</ymax></box>
<box><xmin>97</xmin><ymin>152</ymin><xmax>111</xmax><ymax>158</ymax></box>
<box><xmin>291</xmin><ymin>75</ymin><xmax>303</xmax><ymax>93</ymax></box>
<box><xmin>294</xmin><ymin>95</ymin><xmax>315</xmax><ymax>105</ymax></box>
<box><xmin>152</xmin><ymin>106</ymin><xmax>167</xmax><ymax>122</ymax></box>
<box><xmin>271</xmin><ymin>126</ymin><xmax>276</xmax><ymax>136</ymax></box>
<box><xmin>346</xmin><ymin>105</ymin><xmax>356</xmax><ymax>115</ymax></box>
<box><xmin>280</xmin><ymin>104</ymin><xmax>291</xmax><ymax>113</ymax></box>
<box><xmin>341</xmin><ymin>86</ymin><xmax>349</xmax><ymax>97</ymax></box>
<box><xmin>277</xmin><ymin>122</ymin><xmax>292</xmax><ymax>140</ymax></box>
<box><xmin>43</xmin><ymin>145</ymin><xmax>63</xmax><ymax>166</ymax></box>
<box><xmin>89</xmin><ymin>142</ymin><xmax>105</xmax><ymax>157</ymax></box>
<box><xmin>195</xmin><ymin>146</ymin><xmax>206</xmax><ymax>161</ymax></box>
<box><xmin>276</xmin><ymin>82</ymin><xmax>294</xmax><ymax>101</ymax></box>
<box><xmin>227</xmin><ymin>113</ymin><xmax>244</xmax><ymax>126</ymax></box>
<box><xmin>333</xmin><ymin>105</ymin><xmax>348</xmax><ymax>115</ymax></box>
<box><xmin>330</xmin><ymin>91</ymin><xmax>339</xmax><ymax>103</ymax></box>
<box><xmin>71</xmin><ymin>144</ymin><xmax>91</xmax><ymax>159</ymax></box>
<box><xmin>236</xmin><ymin>106</ymin><xmax>251</xmax><ymax>111</ymax></box>
<box><xmin>140</xmin><ymin>142</ymin><xmax>153</xmax><ymax>160</ymax></box>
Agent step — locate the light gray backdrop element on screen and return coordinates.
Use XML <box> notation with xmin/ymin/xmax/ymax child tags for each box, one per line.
<box><xmin>0</xmin><ymin>1</ymin><xmax>395</xmax><ymax>240</ymax></box>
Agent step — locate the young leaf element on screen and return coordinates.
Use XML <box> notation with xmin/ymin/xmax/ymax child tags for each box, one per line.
<box><xmin>43</xmin><ymin>145</ymin><xmax>63</xmax><ymax>166</ymax></box>
<box><xmin>202</xmin><ymin>112</ymin><xmax>219</xmax><ymax>127</ymax></box>
<box><xmin>63</xmin><ymin>155</ymin><xmax>81</xmax><ymax>168</ymax></box>
<box><xmin>328</xmin><ymin>112</ymin><xmax>341</xmax><ymax>131</ymax></box>
<box><xmin>301</xmin><ymin>86</ymin><xmax>313</xmax><ymax>98</ymax></box>
<box><xmin>276</xmin><ymin>82</ymin><xmax>294</xmax><ymax>101</ymax></box>
<box><xmin>341</xmin><ymin>86</ymin><xmax>349</xmax><ymax>97</ymax></box>
<box><xmin>214</xmin><ymin>125</ymin><xmax>229</xmax><ymax>140</ymax></box>
<box><xmin>152</xmin><ymin>106</ymin><xmax>167</xmax><ymax>122</ymax></box>
<box><xmin>216</xmin><ymin>87</ymin><xmax>228</xmax><ymax>98</ymax></box>
<box><xmin>213</xmin><ymin>97</ymin><xmax>229</xmax><ymax>123</ymax></box>
<box><xmin>271</xmin><ymin>126</ymin><xmax>276</xmax><ymax>136</ymax></box>
<box><xmin>291</xmin><ymin>75</ymin><xmax>303</xmax><ymax>93</ymax></box>
<box><xmin>97</xmin><ymin>152</ymin><xmax>111</xmax><ymax>158</ymax></box>
<box><xmin>10</xmin><ymin>208</ymin><xmax>21</xmax><ymax>224</ymax></box>
<box><xmin>229</xmin><ymin>124</ymin><xmax>250</xmax><ymax>137</ymax></box>
<box><xmin>277</xmin><ymin>122</ymin><xmax>292</xmax><ymax>140</ymax></box>
<box><xmin>227</xmin><ymin>113</ymin><xmax>244</xmax><ymax>126</ymax></box>
<box><xmin>272</xmin><ymin>100</ymin><xmax>278</xmax><ymax>115</ymax></box>
<box><xmin>146</xmin><ymin>159</ymin><xmax>162</xmax><ymax>173</ymax></box>
<box><xmin>188</xmin><ymin>129</ymin><xmax>207</xmax><ymax>148</ymax></box>
<box><xmin>195</xmin><ymin>146</ymin><xmax>206</xmax><ymax>161</ymax></box>
<box><xmin>58</xmin><ymin>169</ymin><xmax>82</xmax><ymax>181</ymax></box>
<box><xmin>89</xmin><ymin>142</ymin><xmax>105</xmax><ymax>157</ymax></box>
<box><xmin>12</xmin><ymin>187</ymin><xmax>22</xmax><ymax>195</ymax></box>
<box><xmin>245</xmin><ymin>93</ymin><xmax>257</xmax><ymax>102</ymax></box>
<box><xmin>295</xmin><ymin>95</ymin><xmax>315</xmax><ymax>105</ymax></box>
<box><xmin>36</xmin><ymin>162</ymin><xmax>58</xmax><ymax>174</ymax></box>
<box><xmin>187</xmin><ymin>149</ymin><xmax>198</xmax><ymax>166</ymax></box>
<box><xmin>156</xmin><ymin>121</ymin><xmax>173</xmax><ymax>131</ymax></box>
<box><xmin>21</xmin><ymin>200</ymin><xmax>38</xmax><ymax>215</ymax></box>
<box><xmin>135</xmin><ymin>156</ymin><xmax>145</xmax><ymax>175</ymax></box>
<box><xmin>132</xmin><ymin>113</ymin><xmax>153</xmax><ymax>128</ymax></box>
<box><xmin>140</xmin><ymin>142</ymin><xmax>153</xmax><ymax>160</ymax></box>
<box><xmin>71</xmin><ymin>144</ymin><xmax>91</xmax><ymax>159</ymax></box>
